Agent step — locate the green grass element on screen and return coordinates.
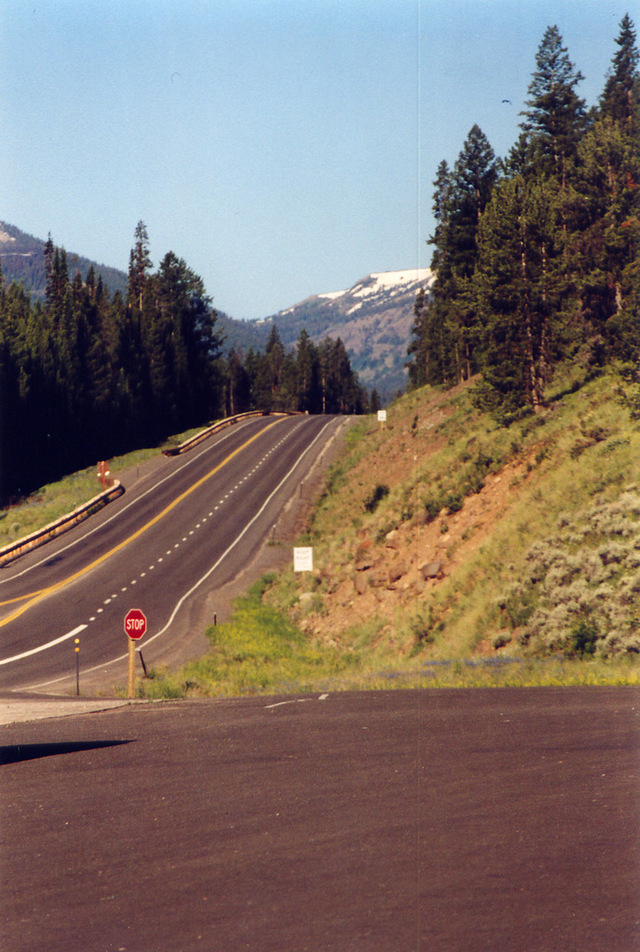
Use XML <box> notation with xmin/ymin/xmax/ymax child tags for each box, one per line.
<box><xmin>135</xmin><ymin>576</ymin><xmax>640</xmax><ymax>700</ymax></box>
<box><xmin>137</xmin><ymin>576</ymin><xmax>365</xmax><ymax>699</ymax></box>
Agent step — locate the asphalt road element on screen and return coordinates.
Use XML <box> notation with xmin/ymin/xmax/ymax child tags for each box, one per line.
<box><xmin>1</xmin><ymin>687</ymin><xmax>638</xmax><ymax>951</ymax></box>
<box><xmin>0</xmin><ymin>414</ymin><xmax>342</xmax><ymax>693</ymax></box>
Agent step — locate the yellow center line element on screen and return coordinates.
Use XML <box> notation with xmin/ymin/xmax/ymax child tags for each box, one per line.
<box><xmin>0</xmin><ymin>588</ymin><xmax>49</xmax><ymax>607</ymax></box>
<box><xmin>0</xmin><ymin>419</ymin><xmax>283</xmax><ymax>629</ymax></box>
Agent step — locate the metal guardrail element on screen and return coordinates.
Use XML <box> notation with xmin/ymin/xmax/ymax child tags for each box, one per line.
<box><xmin>161</xmin><ymin>410</ymin><xmax>269</xmax><ymax>457</ymax></box>
<box><xmin>0</xmin><ymin>481</ymin><xmax>125</xmax><ymax>568</ymax></box>
<box><xmin>161</xmin><ymin>410</ymin><xmax>303</xmax><ymax>456</ymax></box>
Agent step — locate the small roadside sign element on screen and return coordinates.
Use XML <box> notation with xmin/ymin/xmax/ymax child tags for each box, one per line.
<box><xmin>377</xmin><ymin>409</ymin><xmax>387</xmax><ymax>425</ymax></box>
<box><xmin>124</xmin><ymin>608</ymin><xmax>147</xmax><ymax>640</ymax></box>
<box><xmin>97</xmin><ymin>460</ymin><xmax>111</xmax><ymax>490</ymax></box>
<box><xmin>294</xmin><ymin>547</ymin><xmax>313</xmax><ymax>573</ymax></box>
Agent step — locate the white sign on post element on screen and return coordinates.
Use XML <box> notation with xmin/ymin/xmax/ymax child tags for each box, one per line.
<box><xmin>294</xmin><ymin>547</ymin><xmax>313</xmax><ymax>573</ymax></box>
<box><xmin>377</xmin><ymin>409</ymin><xmax>387</xmax><ymax>423</ymax></box>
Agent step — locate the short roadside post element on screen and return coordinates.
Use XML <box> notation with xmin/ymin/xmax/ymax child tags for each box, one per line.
<box><xmin>74</xmin><ymin>638</ymin><xmax>80</xmax><ymax>696</ymax></box>
<box><xmin>124</xmin><ymin>608</ymin><xmax>147</xmax><ymax>699</ymax></box>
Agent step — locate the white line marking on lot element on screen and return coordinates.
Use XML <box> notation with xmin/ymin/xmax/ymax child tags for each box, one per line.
<box><xmin>265</xmin><ymin>693</ymin><xmax>330</xmax><ymax>709</ymax></box>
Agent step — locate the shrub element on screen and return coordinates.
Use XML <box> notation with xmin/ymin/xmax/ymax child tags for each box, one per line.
<box><xmin>364</xmin><ymin>483</ymin><xmax>389</xmax><ymax>513</ymax></box>
<box><xmin>504</xmin><ymin>491</ymin><xmax>640</xmax><ymax>656</ymax></box>
<box><xmin>566</xmin><ymin>620</ymin><xmax>599</xmax><ymax>657</ymax></box>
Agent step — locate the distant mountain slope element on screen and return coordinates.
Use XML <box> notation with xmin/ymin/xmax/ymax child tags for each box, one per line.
<box><xmin>0</xmin><ymin>222</ymin><xmax>129</xmax><ymax>299</ymax></box>
<box><xmin>0</xmin><ymin>221</ymin><xmax>269</xmax><ymax>356</ymax></box>
<box><xmin>264</xmin><ymin>269</ymin><xmax>434</xmax><ymax>400</ymax></box>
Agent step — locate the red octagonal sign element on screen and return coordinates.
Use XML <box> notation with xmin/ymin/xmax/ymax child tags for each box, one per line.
<box><xmin>124</xmin><ymin>608</ymin><xmax>147</xmax><ymax>641</ymax></box>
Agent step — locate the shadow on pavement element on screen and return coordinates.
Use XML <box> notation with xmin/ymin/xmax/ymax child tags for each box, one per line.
<box><xmin>0</xmin><ymin>739</ymin><xmax>134</xmax><ymax>765</ymax></box>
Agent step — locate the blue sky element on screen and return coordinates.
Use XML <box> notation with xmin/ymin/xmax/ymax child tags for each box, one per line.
<box><xmin>0</xmin><ymin>0</ymin><xmax>632</xmax><ymax>319</ymax></box>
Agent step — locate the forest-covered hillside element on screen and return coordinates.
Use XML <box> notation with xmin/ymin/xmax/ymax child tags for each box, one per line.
<box><xmin>0</xmin><ymin>222</ymin><xmax>128</xmax><ymax>299</ymax></box>
<box><xmin>407</xmin><ymin>15</ymin><xmax>639</xmax><ymax>422</ymax></box>
<box><xmin>0</xmin><ymin>223</ymin><xmax>367</xmax><ymax>503</ymax></box>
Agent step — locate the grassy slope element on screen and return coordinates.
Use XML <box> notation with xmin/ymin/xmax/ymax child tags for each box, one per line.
<box><xmin>141</xmin><ymin>369</ymin><xmax>640</xmax><ymax>697</ymax></box>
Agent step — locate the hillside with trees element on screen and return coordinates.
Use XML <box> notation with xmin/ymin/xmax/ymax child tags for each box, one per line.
<box><xmin>0</xmin><ymin>222</ymin><xmax>366</xmax><ymax>503</ymax></box>
<box><xmin>0</xmin><ymin>222</ymin><xmax>128</xmax><ymax>300</ymax></box>
<box><xmin>407</xmin><ymin>15</ymin><xmax>639</xmax><ymax>421</ymax></box>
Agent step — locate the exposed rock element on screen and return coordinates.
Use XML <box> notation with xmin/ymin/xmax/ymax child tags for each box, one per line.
<box><xmin>420</xmin><ymin>561</ymin><xmax>444</xmax><ymax>580</ymax></box>
<box><xmin>298</xmin><ymin>592</ymin><xmax>315</xmax><ymax>610</ymax></box>
<box><xmin>388</xmin><ymin>559</ymin><xmax>407</xmax><ymax>583</ymax></box>
<box><xmin>354</xmin><ymin>572</ymin><xmax>370</xmax><ymax>595</ymax></box>
<box><xmin>355</xmin><ymin>539</ymin><xmax>376</xmax><ymax>571</ymax></box>
<box><xmin>385</xmin><ymin>529</ymin><xmax>400</xmax><ymax>549</ymax></box>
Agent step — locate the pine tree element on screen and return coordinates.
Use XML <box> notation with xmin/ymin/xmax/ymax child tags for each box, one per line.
<box><xmin>600</xmin><ymin>14</ymin><xmax>640</xmax><ymax>134</ymax></box>
<box><xmin>520</xmin><ymin>25</ymin><xmax>587</xmax><ymax>187</ymax></box>
<box><xmin>127</xmin><ymin>220</ymin><xmax>152</xmax><ymax>310</ymax></box>
<box><xmin>406</xmin><ymin>287</ymin><xmax>430</xmax><ymax>389</ymax></box>
<box><xmin>567</xmin><ymin>115</ymin><xmax>640</xmax><ymax>358</ymax></box>
<box><xmin>295</xmin><ymin>329</ymin><xmax>321</xmax><ymax>412</ymax></box>
<box><xmin>473</xmin><ymin>173</ymin><xmax>567</xmax><ymax>418</ymax></box>
<box><xmin>420</xmin><ymin>128</ymin><xmax>498</xmax><ymax>385</ymax></box>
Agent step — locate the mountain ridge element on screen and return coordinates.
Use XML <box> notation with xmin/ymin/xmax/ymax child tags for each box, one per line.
<box><xmin>265</xmin><ymin>268</ymin><xmax>434</xmax><ymax>400</ymax></box>
<box><xmin>0</xmin><ymin>221</ymin><xmax>128</xmax><ymax>299</ymax></box>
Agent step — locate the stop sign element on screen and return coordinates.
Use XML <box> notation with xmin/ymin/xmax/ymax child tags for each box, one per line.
<box><xmin>124</xmin><ymin>608</ymin><xmax>147</xmax><ymax>640</ymax></box>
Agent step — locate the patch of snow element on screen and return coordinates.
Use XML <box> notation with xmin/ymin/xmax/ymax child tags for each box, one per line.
<box><xmin>317</xmin><ymin>289</ymin><xmax>346</xmax><ymax>301</ymax></box>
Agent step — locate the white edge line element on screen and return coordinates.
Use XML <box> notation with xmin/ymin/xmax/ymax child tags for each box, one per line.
<box><xmin>0</xmin><ymin>624</ymin><xmax>87</xmax><ymax>666</ymax></box>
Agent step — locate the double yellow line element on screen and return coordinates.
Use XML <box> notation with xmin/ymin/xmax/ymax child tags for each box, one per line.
<box><xmin>0</xmin><ymin>419</ymin><xmax>282</xmax><ymax>629</ymax></box>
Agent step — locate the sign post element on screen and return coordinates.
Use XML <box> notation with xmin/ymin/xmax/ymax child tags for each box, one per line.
<box><xmin>124</xmin><ymin>608</ymin><xmax>147</xmax><ymax>699</ymax></box>
<box><xmin>97</xmin><ymin>460</ymin><xmax>111</xmax><ymax>491</ymax></box>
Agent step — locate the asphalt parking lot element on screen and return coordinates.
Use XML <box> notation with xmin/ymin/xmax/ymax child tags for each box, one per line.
<box><xmin>2</xmin><ymin>687</ymin><xmax>639</xmax><ymax>951</ymax></box>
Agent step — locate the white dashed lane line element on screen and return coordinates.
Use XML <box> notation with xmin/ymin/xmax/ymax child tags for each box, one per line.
<box><xmin>82</xmin><ymin>426</ymin><xmax>299</xmax><ymax>629</ymax></box>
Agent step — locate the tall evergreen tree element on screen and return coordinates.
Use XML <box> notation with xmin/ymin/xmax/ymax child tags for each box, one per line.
<box><xmin>600</xmin><ymin>13</ymin><xmax>640</xmax><ymax>133</ymax></box>
<box><xmin>411</xmin><ymin>127</ymin><xmax>498</xmax><ymax>387</ymax></box>
<box><xmin>520</xmin><ymin>25</ymin><xmax>587</xmax><ymax>187</ymax></box>
<box><xmin>127</xmin><ymin>220</ymin><xmax>152</xmax><ymax>310</ymax></box>
<box><xmin>473</xmin><ymin>173</ymin><xmax>567</xmax><ymax>417</ymax></box>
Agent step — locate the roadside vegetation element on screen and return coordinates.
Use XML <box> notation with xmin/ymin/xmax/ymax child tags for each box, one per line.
<box><xmin>137</xmin><ymin>366</ymin><xmax>640</xmax><ymax>699</ymax></box>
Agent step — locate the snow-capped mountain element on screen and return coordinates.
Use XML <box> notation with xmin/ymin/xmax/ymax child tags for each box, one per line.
<box><xmin>266</xmin><ymin>268</ymin><xmax>434</xmax><ymax>400</ymax></box>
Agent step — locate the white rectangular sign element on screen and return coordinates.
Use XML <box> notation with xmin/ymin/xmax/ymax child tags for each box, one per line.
<box><xmin>377</xmin><ymin>409</ymin><xmax>387</xmax><ymax>423</ymax></box>
<box><xmin>294</xmin><ymin>547</ymin><xmax>313</xmax><ymax>573</ymax></box>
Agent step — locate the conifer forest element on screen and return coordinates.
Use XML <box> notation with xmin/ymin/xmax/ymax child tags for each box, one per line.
<box><xmin>407</xmin><ymin>16</ymin><xmax>639</xmax><ymax>421</ymax></box>
<box><xmin>0</xmin><ymin>220</ymin><xmax>366</xmax><ymax>502</ymax></box>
